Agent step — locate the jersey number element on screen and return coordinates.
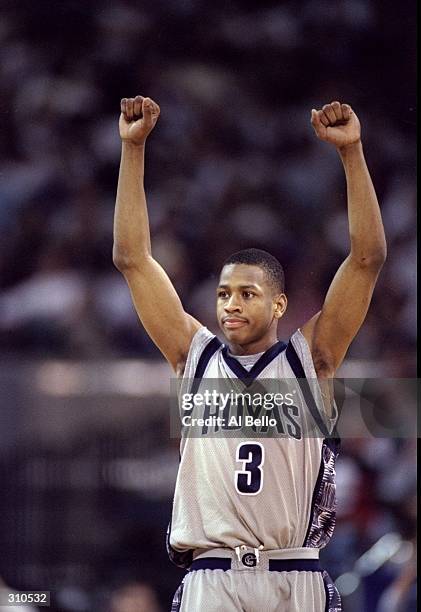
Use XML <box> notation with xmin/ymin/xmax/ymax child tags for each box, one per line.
<box><xmin>235</xmin><ymin>442</ymin><xmax>265</xmax><ymax>495</ymax></box>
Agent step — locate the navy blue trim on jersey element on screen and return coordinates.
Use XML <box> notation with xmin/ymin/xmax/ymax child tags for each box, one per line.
<box><xmin>324</xmin><ymin>437</ymin><xmax>341</xmax><ymax>453</ymax></box>
<box><xmin>285</xmin><ymin>341</ymin><xmax>331</xmax><ymax>438</ymax></box>
<box><xmin>303</xmin><ymin>448</ymin><xmax>326</xmax><ymax>546</ymax></box>
<box><xmin>190</xmin><ymin>558</ymin><xmax>321</xmax><ymax>572</ymax></box>
<box><xmin>302</xmin><ymin>435</ymin><xmax>340</xmax><ymax>551</ymax></box>
<box><xmin>190</xmin><ymin>336</ymin><xmax>222</xmax><ymax>394</ymax></box>
<box><xmin>221</xmin><ymin>340</ymin><xmax>287</xmax><ymax>386</ymax></box>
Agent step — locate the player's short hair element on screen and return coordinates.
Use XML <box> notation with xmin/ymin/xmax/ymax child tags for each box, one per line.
<box><xmin>222</xmin><ymin>248</ymin><xmax>285</xmax><ymax>294</ymax></box>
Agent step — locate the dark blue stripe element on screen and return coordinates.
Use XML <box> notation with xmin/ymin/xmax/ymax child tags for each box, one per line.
<box><xmin>221</xmin><ymin>340</ymin><xmax>287</xmax><ymax>386</ymax></box>
<box><xmin>190</xmin><ymin>558</ymin><xmax>322</xmax><ymax>572</ymax></box>
<box><xmin>268</xmin><ymin>559</ymin><xmax>321</xmax><ymax>572</ymax></box>
<box><xmin>191</xmin><ymin>558</ymin><xmax>231</xmax><ymax>571</ymax></box>
<box><xmin>325</xmin><ymin>436</ymin><xmax>341</xmax><ymax>453</ymax></box>
<box><xmin>285</xmin><ymin>341</ymin><xmax>330</xmax><ymax>438</ymax></box>
<box><xmin>190</xmin><ymin>336</ymin><xmax>222</xmax><ymax>394</ymax></box>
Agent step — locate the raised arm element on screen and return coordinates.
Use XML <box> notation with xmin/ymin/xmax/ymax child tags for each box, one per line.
<box><xmin>113</xmin><ymin>95</ymin><xmax>201</xmax><ymax>373</ymax></box>
<box><xmin>301</xmin><ymin>101</ymin><xmax>387</xmax><ymax>375</ymax></box>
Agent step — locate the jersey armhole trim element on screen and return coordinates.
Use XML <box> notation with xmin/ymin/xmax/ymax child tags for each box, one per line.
<box><xmin>286</xmin><ymin>341</ymin><xmax>331</xmax><ymax>438</ymax></box>
<box><xmin>190</xmin><ymin>336</ymin><xmax>222</xmax><ymax>394</ymax></box>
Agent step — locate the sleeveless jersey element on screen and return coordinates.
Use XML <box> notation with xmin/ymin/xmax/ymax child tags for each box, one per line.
<box><xmin>168</xmin><ymin>327</ymin><xmax>339</xmax><ymax>568</ymax></box>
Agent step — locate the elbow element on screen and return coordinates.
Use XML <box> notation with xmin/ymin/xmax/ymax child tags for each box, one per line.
<box><xmin>113</xmin><ymin>253</ymin><xmax>133</xmax><ymax>273</ymax></box>
<box><xmin>351</xmin><ymin>245</ymin><xmax>387</xmax><ymax>271</ymax></box>
<box><xmin>112</xmin><ymin>246</ymin><xmax>144</xmax><ymax>273</ymax></box>
<box><xmin>112</xmin><ymin>246</ymin><xmax>127</xmax><ymax>271</ymax></box>
<box><xmin>363</xmin><ymin>247</ymin><xmax>387</xmax><ymax>270</ymax></box>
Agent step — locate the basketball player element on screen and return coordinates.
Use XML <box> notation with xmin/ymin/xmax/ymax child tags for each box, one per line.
<box><xmin>113</xmin><ymin>96</ymin><xmax>386</xmax><ymax>611</ymax></box>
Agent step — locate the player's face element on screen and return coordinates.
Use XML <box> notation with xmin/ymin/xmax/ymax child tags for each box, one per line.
<box><xmin>217</xmin><ymin>264</ymin><xmax>281</xmax><ymax>351</ymax></box>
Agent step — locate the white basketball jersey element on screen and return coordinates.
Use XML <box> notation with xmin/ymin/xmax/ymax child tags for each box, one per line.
<box><xmin>168</xmin><ymin>327</ymin><xmax>339</xmax><ymax>567</ymax></box>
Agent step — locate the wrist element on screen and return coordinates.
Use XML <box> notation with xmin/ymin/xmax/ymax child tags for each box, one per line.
<box><xmin>337</xmin><ymin>139</ymin><xmax>363</xmax><ymax>157</ymax></box>
<box><xmin>121</xmin><ymin>139</ymin><xmax>146</xmax><ymax>150</ymax></box>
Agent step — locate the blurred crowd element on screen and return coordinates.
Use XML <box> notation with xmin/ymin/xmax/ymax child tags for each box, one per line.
<box><xmin>0</xmin><ymin>1</ymin><xmax>416</xmax><ymax>611</ymax></box>
<box><xmin>0</xmin><ymin>0</ymin><xmax>416</xmax><ymax>374</ymax></box>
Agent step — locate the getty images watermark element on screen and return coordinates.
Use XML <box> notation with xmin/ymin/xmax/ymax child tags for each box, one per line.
<box><xmin>181</xmin><ymin>388</ymin><xmax>299</xmax><ymax>431</ymax></box>
<box><xmin>169</xmin><ymin>378</ymin><xmax>418</xmax><ymax>439</ymax></box>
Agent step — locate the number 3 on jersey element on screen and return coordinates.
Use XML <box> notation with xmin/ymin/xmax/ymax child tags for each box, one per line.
<box><xmin>235</xmin><ymin>442</ymin><xmax>265</xmax><ymax>495</ymax></box>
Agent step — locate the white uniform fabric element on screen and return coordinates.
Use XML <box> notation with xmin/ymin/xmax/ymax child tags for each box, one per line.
<box><xmin>170</xmin><ymin>326</ymin><xmax>337</xmax><ymax>553</ymax></box>
<box><xmin>169</xmin><ymin>327</ymin><xmax>341</xmax><ymax>611</ymax></box>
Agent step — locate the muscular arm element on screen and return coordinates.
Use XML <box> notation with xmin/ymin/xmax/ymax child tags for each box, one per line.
<box><xmin>301</xmin><ymin>102</ymin><xmax>387</xmax><ymax>375</ymax></box>
<box><xmin>113</xmin><ymin>96</ymin><xmax>201</xmax><ymax>373</ymax></box>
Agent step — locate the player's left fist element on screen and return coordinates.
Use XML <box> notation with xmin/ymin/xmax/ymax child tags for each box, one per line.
<box><xmin>310</xmin><ymin>101</ymin><xmax>361</xmax><ymax>149</ymax></box>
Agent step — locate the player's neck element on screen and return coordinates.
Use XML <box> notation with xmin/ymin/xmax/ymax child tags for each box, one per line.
<box><xmin>228</xmin><ymin>334</ymin><xmax>279</xmax><ymax>356</ymax></box>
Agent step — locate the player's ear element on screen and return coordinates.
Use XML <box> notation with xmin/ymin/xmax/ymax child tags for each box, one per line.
<box><xmin>274</xmin><ymin>294</ymin><xmax>287</xmax><ymax>318</ymax></box>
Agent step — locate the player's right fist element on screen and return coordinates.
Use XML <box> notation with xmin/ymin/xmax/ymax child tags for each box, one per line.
<box><xmin>119</xmin><ymin>96</ymin><xmax>160</xmax><ymax>145</ymax></box>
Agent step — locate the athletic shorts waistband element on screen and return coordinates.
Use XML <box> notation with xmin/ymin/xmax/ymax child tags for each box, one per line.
<box><xmin>193</xmin><ymin>547</ymin><xmax>319</xmax><ymax>561</ymax></box>
<box><xmin>191</xmin><ymin>547</ymin><xmax>321</xmax><ymax>572</ymax></box>
<box><xmin>190</xmin><ymin>558</ymin><xmax>321</xmax><ymax>572</ymax></box>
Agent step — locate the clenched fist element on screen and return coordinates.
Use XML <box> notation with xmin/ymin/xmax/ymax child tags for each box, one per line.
<box><xmin>119</xmin><ymin>95</ymin><xmax>160</xmax><ymax>146</ymax></box>
<box><xmin>311</xmin><ymin>101</ymin><xmax>361</xmax><ymax>149</ymax></box>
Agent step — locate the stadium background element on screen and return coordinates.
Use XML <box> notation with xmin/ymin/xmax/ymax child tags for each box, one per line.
<box><xmin>0</xmin><ymin>1</ymin><xmax>416</xmax><ymax>611</ymax></box>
